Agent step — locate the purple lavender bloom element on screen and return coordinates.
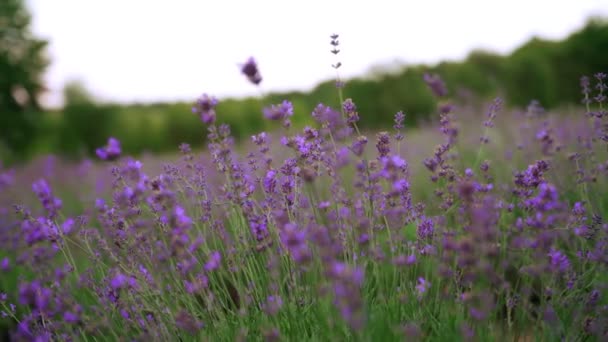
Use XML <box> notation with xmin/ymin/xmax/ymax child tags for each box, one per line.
<box><xmin>328</xmin><ymin>261</ymin><xmax>365</xmax><ymax>330</ymax></box>
<box><xmin>318</xmin><ymin>201</ymin><xmax>331</xmax><ymax>209</ymax></box>
<box><xmin>96</xmin><ymin>137</ymin><xmax>121</xmax><ymax>161</ymax></box>
<box><xmin>175</xmin><ymin>310</ymin><xmax>204</xmax><ymax>334</ymax></box>
<box><xmin>174</xmin><ymin>206</ymin><xmax>193</xmax><ymax>230</ymax></box>
<box><xmin>423</xmin><ymin>157</ymin><xmax>438</xmax><ymax>172</ymax></box>
<box><xmin>392</xmin><ymin>178</ymin><xmax>410</xmax><ymax>193</ymax></box>
<box><xmin>343</xmin><ymin>98</ymin><xmax>356</xmax><ymax>114</ymax></box>
<box><xmin>572</xmin><ymin>202</ymin><xmax>586</xmax><ymax>216</ymax></box>
<box><xmin>351</xmin><ymin>135</ymin><xmax>368</xmax><ymax>156</ymax></box>
<box><xmin>343</xmin><ymin>98</ymin><xmax>359</xmax><ymax>124</ymax></box>
<box><xmin>581</xmin><ymin>75</ymin><xmax>592</xmax><ymax>105</ymax></box>
<box><xmin>32</xmin><ymin>179</ymin><xmax>51</xmax><ymax>199</ymax></box>
<box><xmin>415</xmin><ymin>277</ymin><xmax>431</xmax><ymax>299</ymax></box>
<box><xmin>0</xmin><ymin>257</ymin><xmax>9</xmax><ymax>271</ymax></box>
<box><xmin>263</xmin><ymin>169</ymin><xmax>277</xmax><ymax>194</ymax></box>
<box><xmin>205</xmin><ymin>251</ymin><xmax>221</xmax><ymax>271</ymax></box>
<box><xmin>241</xmin><ymin>57</ymin><xmax>262</xmax><ymax>85</ymax></box>
<box><xmin>417</xmin><ymin>216</ymin><xmax>435</xmax><ymax>241</ymax></box>
<box><xmin>32</xmin><ymin>179</ymin><xmax>62</xmax><ymax>218</ymax></box>
<box><xmin>110</xmin><ymin>273</ymin><xmax>127</xmax><ymax>290</ymax></box>
<box><xmin>63</xmin><ymin>310</ymin><xmax>80</xmax><ymax>324</ymax></box>
<box><xmin>0</xmin><ymin>169</ymin><xmax>14</xmax><ymax>190</ymax></box>
<box><xmin>423</xmin><ymin>73</ymin><xmax>448</xmax><ymax>97</ymax></box>
<box><xmin>594</xmin><ymin>72</ymin><xmax>607</xmax><ymax>104</ymax></box>
<box><xmin>548</xmin><ymin>249</ymin><xmax>570</xmax><ymax>273</ymax></box>
<box><xmin>263</xmin><ymin>100</ymin><xmax>293</xmax><ymax>121</ymax></box>
<box><xmin>514</xmin><ymin>160</ymin><xmax>550</xmax><ymax>188</ymax></box>
<box><xmin>249</xmin><ymin>215</ymin><xmax>270</xmax><ymax>243</ymax></box>
<box><xmin>280</xmin><ymin>223</ymin><xmax>311</xmax><ymax>264</ymax></box>
<box><xmin>192</xmin><ymin>94</ymin><xmax>219</xmax><ymax>124</ymax></box>
<box><xmin>525</xmin><ymin>182</ymin><xmax>560</xmax><ymax>212</ymax></box>
<box><xmin>483</xmin><ymin>97</ymin><xmax>502</xmax><ymax>128</ymax></box>
<box><xmin>61</xmin><ymin>218</ymin><xmax>75</xmax><ymax>235</ymax></box>
<box><xmin>263</xmin><ymin>295</ymin><xmax>283</xmax><ymax>315</ymax></box>
<box><xmin>311</xmin><ymin>103</ymin><xmax>341</xmax><ymax>127</ymax></box>
<box><xmin>393</xmin><ymin>254</ymin><xmax>416</xmax><ymax>266</ymax></box>
<box><xmin>394</xmin><ymin>111</ymin><xmax>405</xmax><ymax>130</ymax></box>
<box><xmin>376</xmin><ymin>132</ymin><xmax>391</xmax><ymax>157</ymax></box>
<box><xmin>252</xmin><ymin>131</ymin><xmax>269</xmax><ymax>146</ymax></box>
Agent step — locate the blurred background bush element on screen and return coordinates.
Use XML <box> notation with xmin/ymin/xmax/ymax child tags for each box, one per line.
<box><xmin>1</xmin><ymin>0</ymin><xmax>607</xmax><ymax>165</ymax></box>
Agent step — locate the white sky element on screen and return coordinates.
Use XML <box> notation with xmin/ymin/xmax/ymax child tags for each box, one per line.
<box><xmin>27</xmin><ymin>0</ymin><xmax>608</xmax><ymax>109</ymax></box>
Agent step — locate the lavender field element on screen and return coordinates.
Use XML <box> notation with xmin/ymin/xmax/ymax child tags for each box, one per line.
<box><xmin>1</xmin><ymin>38</ymin><xmax>608</xmax><ymax>341</ymax></box>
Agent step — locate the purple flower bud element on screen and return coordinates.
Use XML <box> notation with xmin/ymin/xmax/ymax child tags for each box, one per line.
<box><xmin>192</xmin><ymin>94</ymin><xmax>219</xmax><ymax>124</ymax></box>
<box><xmin>263</xmin><ymin>100</ymin><xmax>293</xmax><ymax>121</ymax></box>
<box><xmin>423</xmin><ymin>73</ymin><xmax>448</xmax><ymax>97</ymax></box>
<box><xmin>205</xmin><ymin>251</ymin><xmax>221</xmax><ymax>271</ymax></box>
<box><xmin>0</xmin><ymin>257</ymin><xmax>9</xmax><ymax>271</ymax></box>
<box><xmin>110</xmin><ymin>273</ymin><xmax>127</xmax><ymax>290</ymax></box>
<box><xmin>264</xmin><ymin>295</ymin><xmax>283</xmax><ymax>315</ymax></box>
<box><xmin>32</xmin><ymin>179</ymin><xmax>62</xmax><ymax>218</ymax></box>
<box><xmin>96</xmin><ymin>137</ymin><xmax>121</xmax><ymax>161</ymax></box>
<box><xmin>241</xmin><ymin>57</ymin><xmax>262</xmax><ymax>85</ymax></box>
<box><xmin>415</xmin><ymin>277</ymin><xmax>431</xmax><ymax>298</ymax></box>
<box><xmin>63</xmin><ymin>310</ymin><xmax>80</xmax><ymax>324</ymax></box>
<box><xmin>548</xmin><ymin>249</ymin><xmax>570</xmax><ymax>273</ymax></box>
<box><xmin>417</xmin><ymin>217</ymin><xmax>435</xmax><ymax>241</ymax></box>
<box><xmin>61</xmin><ymin>218</ymin><xmax>75</xmax><ymax>235</ymax></box>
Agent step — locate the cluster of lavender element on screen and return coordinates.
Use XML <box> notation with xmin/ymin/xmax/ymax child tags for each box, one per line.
<box><xmin>0</xmin><ymin>40</ymin><xmax>607</xmax><ymax>341</ymax></box>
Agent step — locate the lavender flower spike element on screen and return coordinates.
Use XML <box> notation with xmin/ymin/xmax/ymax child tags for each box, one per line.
<box><xmin>241</xmin><ymin>57</ymin><xmax>262</xmax><ymax>85</ymax></box>
<box><xmin>96</xmin><ymin>137</ymin><xmax>121</xmax><ymax>161</ymax></box>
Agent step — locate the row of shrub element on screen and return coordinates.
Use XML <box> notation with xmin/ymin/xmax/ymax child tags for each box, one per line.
<box><xmin>5</xmin><ymin>17</ymin><xmax>608</xmax><ymax>163</ymax></box>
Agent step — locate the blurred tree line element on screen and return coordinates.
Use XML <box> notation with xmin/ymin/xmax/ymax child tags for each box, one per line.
<box><xmin>1</xmin><ymin>0</ymin><xmax>607</xmax><ymax>164</ymax></box>
<box><xmin>1</xmin><ymin>0</ymin><xmax>48</xmax><ymax>163</ymax></box>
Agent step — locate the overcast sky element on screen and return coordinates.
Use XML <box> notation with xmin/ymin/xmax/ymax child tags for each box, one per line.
<box><xmin>27</xmin><ymin>0</ymin><xmax>608</xmax><ymax>108</ymax></box>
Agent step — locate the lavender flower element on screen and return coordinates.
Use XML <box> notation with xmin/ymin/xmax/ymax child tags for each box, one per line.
<box><xmin>263</xmin><ymin>100</ymin><xmax>294</xmax><ymax>121</ymax></box>
<box><xmin>415</xmin><ymin>277</ymin><xmax>431</xmax><ymax>299</ymax></box>
<box><xmin>241</xmin><ymin>57</ymin><xmax>262</xmax><ymax>85</ymax></box>
<box><xmin>417</xmin><ymin>216</ymin><xmax>435</xmax><ymax>241</ymax></box>
<box><xmin>548</xmin><ymin>249</ymin><xmax>570</xmax><ymax>273</ymax></box>
<box><xmin>32</xmin><ymin>179</ymin><xmax>62</xmax><ymax>218</ymax></box>
<box><xmin>204</xmin><ymin>251</ymin><xmax>221</xmax><ymax>271</ymax></box>
<box><xmin>423</xmin><ymin>73</ymin><xmax>448</xmax><ymax>97</ymax></box>
<box><xmin>192</xmin><ymin>93</ymin><xmax>219</xmax><ymax>124</ymax></box>
<box><xmin>96</xmin><ymin>137</ymin><xmax>121</xmax><ymax>161</ymax></box>
<box><xmin>343</xmin><ymin>98</ymin><xmax>359</xmax><ymax>124</ymax></box>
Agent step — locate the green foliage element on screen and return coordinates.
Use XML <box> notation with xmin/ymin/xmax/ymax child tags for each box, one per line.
<box><xmin>17</xmin><ymin>17</ymin><xmax>608</xmax><ymax>161</ymax></box>
<box><xmin>0</xmin><ymin>0</ymin><xmax>49</xmax><ymax>162</ymax></box>
<box><xmin>57</xmin><ymin>80</ymin><xmax>118</xmax><ymax>159</ymax></box>
<box><xmin>503</xmin><ymin>38</ymin><xmax>560</xmax><ymax>107</ymax></box>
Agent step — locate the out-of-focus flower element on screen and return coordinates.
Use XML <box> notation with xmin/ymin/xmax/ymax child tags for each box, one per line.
<box><xmin>95</xmin><ymin>137</ymin><xmax>122</xmax><ymax>160</ymax></box>
<box><xmin>96</xmin><ymin>137</ymin><xmax>121</xmax><ymax>161</ymax></box>
<box><xmin>263</xmin><ymin>295</ymin><xmax>283</xmax><ymax>315</ymax></box>
<box><xmin>204</xmin><ymin>251</ymin><xmax>221</xmax><ymax>271</ymax></box>
<box><xmin>32</xmin><ymin>179</ymin><xmax>62</xmax><ymax>218</ymax></box>
<box><xmin>417</xmin><ymin>217</ymin><xmax>435</xmax><ymax>241</ymax></box>
<box><xmin>263</xmin><ymin>100</ymin><xmax>293</xmax><ymax>121</ymax></box>
<box><xmin>423</xmin><ymin>73</ymin><xmax>448</xmax><ymax>98</ymax></box>
<box><xmin>175</xmin><ymin>310</ymin><xmax>204</xmax><ymax>334</ymax></box>
<box><xmin>192</xmin><ymin>94</ymin><xmax>219</xmax><ymax>124</ymax></box>
<box><xmin>241</xmin><ymin>57</ymin><xmax>262</xmax><ymax>85</ymax></box>
<box><xmin>0</xmin><ymin>257</ymin><xmax>10</xmax><ymax>271</ymax></box>
<box><xmin>415</xmin><ymin>277</ymin><xmax>431</xmax><ymax>299</ymax></box>
<box><xmin>548</xmin><ymin>249</ymin><xmax>570</xmax><ymax>273</ymax></box>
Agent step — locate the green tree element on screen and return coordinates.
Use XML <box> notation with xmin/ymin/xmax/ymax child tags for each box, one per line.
<box><xmin>0</xmin><ymin>0</ymin><xmax>49</xmax><ymax>161</ymax></box>
<box><xmin>59</xmin><ymin>80</ymin><xmax>118</xmax><ymax>159</ymax></box>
